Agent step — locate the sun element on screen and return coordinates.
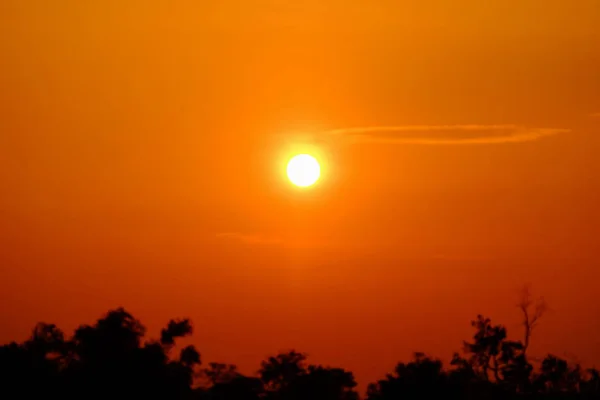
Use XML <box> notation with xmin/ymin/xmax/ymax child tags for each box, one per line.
<box><xmin>286</xmin><ymin>154</ymin><xmax>321</xmax><ymax>187</ymax></box>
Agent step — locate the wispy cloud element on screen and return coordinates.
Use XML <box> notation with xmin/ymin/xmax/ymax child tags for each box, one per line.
<box><xmin>216</xmin><ymin>232</ymin><xmax>331</xmax><ymax>249</ymax></box>
<box><xmin>589</xmin><ymin>112</ymin><xmax>600</xmax><ymax>118</ymax></box>
<box><xmin>215</xmin><ymin>232</ymin><xmax>283</xmax><ymax>245</ymax></box>
<box><xmin>324</xmin><ymin>124</ymin><xmax>569</xmax><ymax>145</ymax></box>
<box><xmin>429</xmin><ymin>253</ymin><xmax>491</xmax><ymax>261</ymax></box>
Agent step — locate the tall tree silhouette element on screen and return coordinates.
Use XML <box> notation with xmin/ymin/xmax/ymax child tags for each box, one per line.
<box><xmin>518</xmin><ymin>284</ymin><xmax>547</xmax><ymax>356</ymax></box>
<box><xmin>0</xmin><ymin>308</ymin><xmax>202</xmax><ymax>400</ymax></box>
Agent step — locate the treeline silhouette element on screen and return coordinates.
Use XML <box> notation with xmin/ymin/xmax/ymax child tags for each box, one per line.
<box><xmin>1</xmin><ymin>293</ymin><xmax>598</xmax><ymax>399</ymax></box>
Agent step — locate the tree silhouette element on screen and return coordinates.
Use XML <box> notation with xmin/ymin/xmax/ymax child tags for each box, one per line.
<box><xmin>518</xmin><ymin>284</ymin><xmax>547</xmax><ymax>356</ymax></box>
<box><xmin>0</xmin><ymin>308</ymin><xmax>202</xmax><ymax>400</ymax></box>
<box><xmin>367</xmin><ymin>353</ymin><xmax>456</xmax><ymax>400</ymax></box>
<box><xmin>259</xmin><ymin>350</ymin><xmax>308</xmax><ymax>394</ymax></box>
<box><xmin>204</xmin><ymin>374</ymin><xmax>264</xmax><ymax>400</ymax></box>
<box><xmin>278</xmin><ymin>365</ymin><xmax>358</xmax><ymax>400</ymax></box>
<box><xmin>204</xmin><ymin>362</ymin><xmax>241</xmax><ymax>385</ymax></box>
<box><xmin>1</xmin><ymin>301</ymin><xmax>599</xmax><ymax>400</ymax></box>
<box><xmin>460</xmin><ymin>314</ymin><xmax>532</xmax><ymax>390</ymax></box>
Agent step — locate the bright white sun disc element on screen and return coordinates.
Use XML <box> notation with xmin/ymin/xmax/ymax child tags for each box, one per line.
<box><xmin>286</xmin><ymin>154</ymin><xmax>321</xmax><ymax>187</ymax></box>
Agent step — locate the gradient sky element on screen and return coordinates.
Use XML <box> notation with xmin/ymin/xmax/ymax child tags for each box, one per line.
<box><xmin>1</xmin><ymin>0</ymin><xmax>600</xmax><ymax>389</ymax></box>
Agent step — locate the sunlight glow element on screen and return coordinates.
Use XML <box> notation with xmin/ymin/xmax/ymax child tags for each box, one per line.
<box><xmin>286</xmin><ymin>154</ymin><xmax>321</xmax><ymax>187</ymax></box>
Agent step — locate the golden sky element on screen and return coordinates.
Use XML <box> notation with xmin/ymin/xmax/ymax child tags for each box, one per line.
<box><xmin>1</xmin><ymin>0</ymin><xmax>600</xmax><ymax>388</ymax></box>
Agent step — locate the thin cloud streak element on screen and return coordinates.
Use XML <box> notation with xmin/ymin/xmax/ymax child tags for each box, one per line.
<box><xmin>215</xmin><ymin>232</ymin><xmax>283</xmax><ymax>245</ymax></box>
<box><xmin>216</xmin><ymin>232</ymin><xmax>333</xmax><ymax>249</ymax></box>
<box><xmin>324</xmin><ymin>124</ymin><xmax>569</xmax><ymax>145</ymax></box>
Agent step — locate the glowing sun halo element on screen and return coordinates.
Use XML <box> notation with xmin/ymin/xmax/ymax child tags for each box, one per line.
<box><xmin>286</xmin><ymin>154</ymin><xmax>321</xmax><ymax>187</ymax></box>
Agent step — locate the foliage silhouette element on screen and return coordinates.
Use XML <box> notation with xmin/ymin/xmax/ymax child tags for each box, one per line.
<box><xmin>0</xmin><ymin>303</ymin><xmax>598</xmax><ymax>400</ymax></box>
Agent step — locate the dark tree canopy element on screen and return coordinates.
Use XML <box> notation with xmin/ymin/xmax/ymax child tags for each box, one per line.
<box><xmin>0</xmin><ymin>305</ymin><xmax>598</xmax><ymax>400</ymax></box>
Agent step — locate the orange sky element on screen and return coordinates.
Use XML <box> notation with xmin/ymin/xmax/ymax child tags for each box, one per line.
<box><xmin>1</xmin><ymin>0</ymin><xmax>600</xmax><ymax>390</ymax></box>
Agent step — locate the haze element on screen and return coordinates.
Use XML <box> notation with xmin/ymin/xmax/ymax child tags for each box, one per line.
<box><xmin>1</xmin><ymin>0</ymin><xmax>599</xmax><ymax>388</ymax></box>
